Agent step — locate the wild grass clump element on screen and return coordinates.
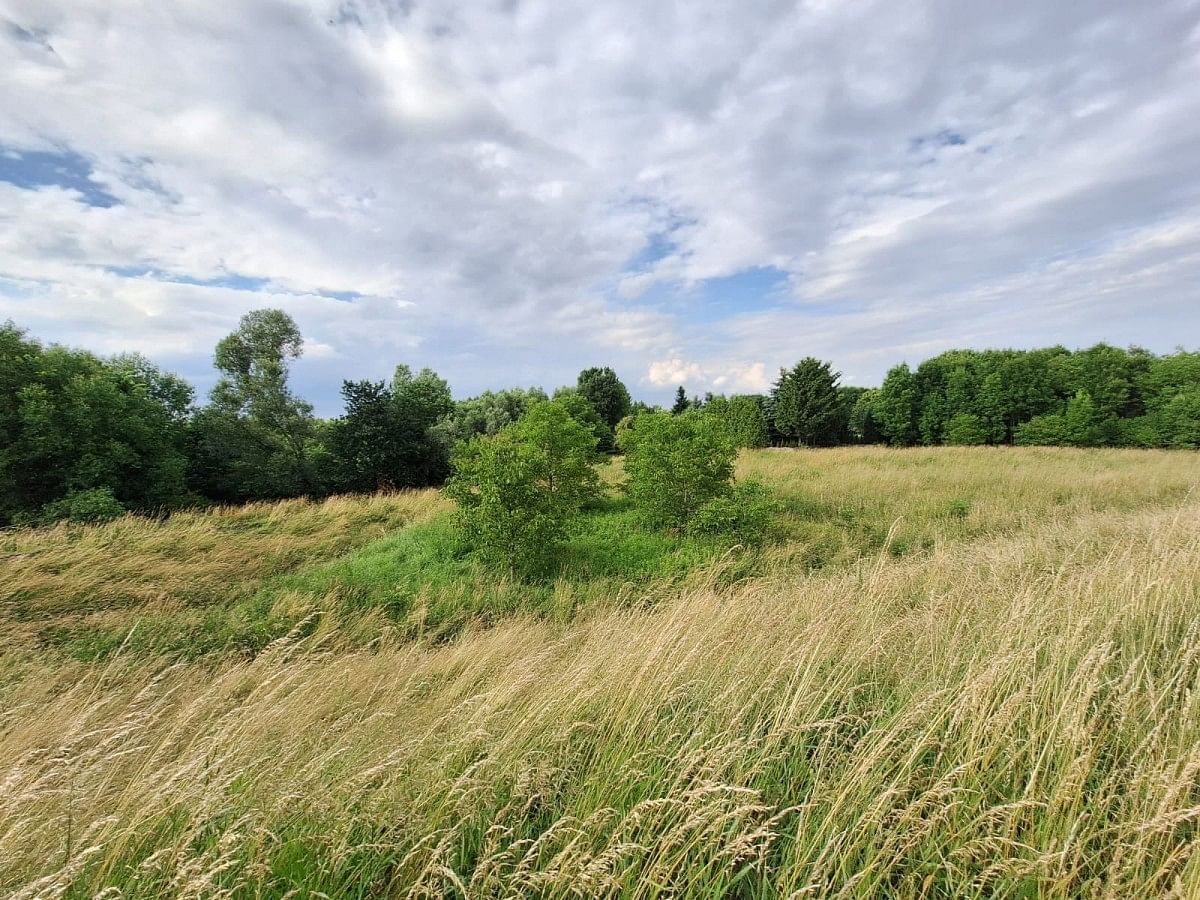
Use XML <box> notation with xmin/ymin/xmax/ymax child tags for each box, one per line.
<box><xmin>2</xmin><ymin>492</ymin><xmax>1199</xmax><ymax>897</ymax></box>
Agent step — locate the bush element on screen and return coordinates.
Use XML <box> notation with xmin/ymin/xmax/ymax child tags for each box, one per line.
<box><xmin>37</xmin><ymin>487</ymin><xmax>126</xmax><ymax>524</ymax></box>
<box><xmin>691</xmin><ymin>479</ymin><xmax>776</xmax><ymax>545</ymax></box>
<box><xmin>618</xmin><ymin>411</ymin><xmax>736</xmax><ymax>531</ymax></box>
<box><xmin>1014</xmin><ymin>414</ymin><xmax>1067</xmax><ymax>446</ymax></box>
<box><xmin>444</xmin><ymin>400</ymin><xmax>600</xmax><ymax>576</ymax></box>
<box><xmin>943</xmin><ymin>413</ymin><xmax>989</xmax><ymax>446</ymax></box>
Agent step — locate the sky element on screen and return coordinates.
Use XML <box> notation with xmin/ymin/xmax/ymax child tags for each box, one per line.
<box><xmin>1</xmin><ymin>0</ymin><xmax>1199</xmax><ymax>415</ymax></box>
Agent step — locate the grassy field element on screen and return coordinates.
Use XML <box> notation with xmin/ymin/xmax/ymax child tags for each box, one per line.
<box><xmin>2</xmin><ymin>446</ymin><xmax>1199</xmax><ymax>897</ymax></box>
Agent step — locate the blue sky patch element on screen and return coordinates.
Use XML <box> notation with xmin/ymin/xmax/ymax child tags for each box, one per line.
<box><xmin>0</xmin><ymin>147</ymin><xmax>120</xmax><ymax>207</ymax></box>
<box><xmin>909</xmin><ymin>129</ymin><xmax>967</xmax><ymax>153</ymax></box>
<box><xmin>105</xmin><ymin>266</ymin><xmax>271</xmax><ymax>292</ymax></box>
<box><xmin>634</xmin><ymin>265</ymin><xmax>791</xmax><ymax>324</ymax></box>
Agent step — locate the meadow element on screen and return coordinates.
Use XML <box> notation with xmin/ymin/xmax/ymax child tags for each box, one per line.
<box><xmin>2</xmin><ymin>446</ymin><xmax>1199</xmax><ymax>898</ymax></box>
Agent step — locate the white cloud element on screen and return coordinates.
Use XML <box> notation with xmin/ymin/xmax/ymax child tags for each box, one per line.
<box><xmin>647</xmin><ymin>357</ymin><xmax>769</xmax><ymax>393</ymax></box>
<box><xmin>1</xmin><ymin>0</ymin><xmax>1198</xmax><ymax>413</ymax></box>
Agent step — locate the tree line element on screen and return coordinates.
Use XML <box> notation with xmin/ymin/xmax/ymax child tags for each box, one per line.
<box><xmin>2</xmin><ymin>311</ymin><xmax>1197</xmax><ymax>525</ymax></box>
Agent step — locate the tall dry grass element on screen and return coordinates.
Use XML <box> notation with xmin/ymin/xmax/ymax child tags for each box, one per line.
<box><xmin>0</xmin><ymin>490</ymin><xmax>445</xmax><ymax>662</ymax></box>
<box><xmin>2</xmin><ymin>479</ymin><xmax>1198</xmax><ymax>896</ymax></box>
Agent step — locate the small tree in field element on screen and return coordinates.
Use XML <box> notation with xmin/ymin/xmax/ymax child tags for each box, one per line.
<box><xmin>618</xmin><ymin>411</ymin><xmax>736</xmax><ymax>531</ymax></box>
<box><xmin>444</xmin><ymin>400</ymin><xmax>600</xmax><ymax>575</ymax></box>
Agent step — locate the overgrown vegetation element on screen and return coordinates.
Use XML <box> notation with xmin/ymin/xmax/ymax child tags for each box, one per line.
<box><xmin>2</xmin><ymin>447</ymin><xmax>1200</xmax><ymax>897</ymax></box>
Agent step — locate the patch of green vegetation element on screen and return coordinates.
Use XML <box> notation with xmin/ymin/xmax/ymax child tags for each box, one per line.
<box><xmin>42</xmin><ymin>496</ymin><xmax>738</xmax><ymax>661</ymax></box>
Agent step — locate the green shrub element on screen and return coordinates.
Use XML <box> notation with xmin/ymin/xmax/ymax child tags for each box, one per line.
<box><xmin>618</xmin><ymin>411</ymin><xmax>736</xmax><ymax>531</ymax></box>
<box><xmin>1014</xmin><ymin>414</ymin><xmax>1067</xmax><ymax>446</ymax></box>
<box><xmin>943</xmin><ymin>413</ymin><xmax>988</xmax><ymax>446</ymax></box>
<box><xmin>444</xmin><ymin>399</ymin><xmax>600</xmax><ymax>575</ymax></box>
<box><xmin>691</xmin><ymin>479</ymin><xmax>776</xmax><ymax>545</ymax></box>
<box><xmin>37</xmin><ymin>487</ymin><xmax>126</xmax><ymax>524</ymax></box>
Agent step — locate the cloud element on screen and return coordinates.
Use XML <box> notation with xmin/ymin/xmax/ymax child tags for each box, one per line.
<box><xmin>1</xmin><ymin>0</ymin><xmax>1198</xmax><ymax>413</ymax></box>
<box><xmin>646</xmin><ymin>356</ymin><xmax>769</xmax><ymax>393</ymax></box>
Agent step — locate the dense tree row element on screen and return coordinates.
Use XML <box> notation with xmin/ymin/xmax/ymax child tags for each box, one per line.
<box><xmin>2</xmin><ymin>312</ymin><xmax>1198</xmax><ymax>526</ymax></box>
<box><xmin>862</xmin><ymin>345</ymin><xmax>1200</xmax><ymax>449</ymax></box>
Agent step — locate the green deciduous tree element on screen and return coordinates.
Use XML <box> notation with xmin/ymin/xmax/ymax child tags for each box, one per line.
<box><xmin>328</xmin><ymin>364</ymin><xmax>453</xmax><ymax>493</ymax></box>
<box><xmin>553</xmin><ymin>386</ymin><xmax>616</xmax><ymax>453</ymax></box>
<box><xmin>618</xmin><ymin>411</ymin><xmax>736</xmax><ymax>531</ymax></box>
<box><xmin>875</xmin><ymin>363</ymin><xmax>920</xmax><ymax>446</ymax></box>
<box><xmin>189</xmin><ymin>309</ymin><xmax>320</xmax><ymax>501</ymax></box>
<box><xmin>444</xmin><ymin>399</ymin><xmax>600</xmax><ymax>575</ymax></box>
<box><xmin>704</xmin><ymin>394</ymin><xmax>769</xmax><ymax>448</ymax></box>
<box><xmin>848</xmin><ymin>389</ymin><xmax>883</xmax><ymax>444</ymax></box>
<box><xmin>432</xmin><ymin>387</ymin><xmax>548</xmax><ymax>448</ymax></box>
<box><xmin>576</xmin><ymin>367</ymin><xmax>632</xmax><ymax>432</ymax></box>
<box><xmin>0</xmin><ymin>323</ymin><xmax>192</xmax><ymax>524</ymax></box>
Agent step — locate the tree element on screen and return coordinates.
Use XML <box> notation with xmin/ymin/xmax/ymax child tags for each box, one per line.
<box><xmin>576</xmin><ymin>367</ymin><xmax>632</xmax><ymax>432</ymax></box>
<box><xmin>1014</xmin><ymin>414</ymin><xmax>1067</xmax><ymax>446</ymax></box>
<box><xmin>325</xmin><ymin>364</ymin><xmax>453</xmax><ymax>494</ymax></box>
<box><xmin>432</xmin><ymin>387</ymin><xmax>548</xmax><ymax>447</ymax></box>
<box><xmin>552</xmin><ymin>387</ymin><xmax>614</xmax><ymax>453</ymax></box>
<box><xmin>1157</xmin><ymin>390</ymin><xmax>1200</xmax><ymax>448</ymax></box>
<box><xmin>444</xmin><ymin>399</ymin><xmax>600</xmax><ymax>575</ymax></box>
<box><xmin>671</xmin><ymin>386</ymin><xmax>690</xmax><ymax>415</ymax></box>
<box><xmin>618</xmin><ymin>411</ymin><xmax>736</xmax><ymax>531</ymax></box>
<box><xmin>705</xmin><ymin>394</ymin><xmax>769</xmax><ymax>448</ymax></box>
<box><xmin>0</xmin><ymin>323</ymin><xmax>192</xmax><ymax>524</ymax></box>
<box><xmin>191</xmin><ymin>309</ymin><xmax>319</xmax><ymax>501</ymax></box>
<box><xmin>874</xmin><ymin>363</ymin><xmax>920</xmax><ymax>446</ymax></box>
<box><xmin>1063</xmin><ymin>390</ymin><xmax>1110</xmax><ymax>446</ymax></box>
<box><xmin>848</xmin><ymin>389</ymin><xmax>883</xmax><ymax>444</ymax></box>
<box><xmin>390</xmin><ymin>364</ymin><xmax>454</xmax><ymax>485</ymax></box>
<box><xmin>770</xmin><ymin>358</ymin><xmax>842</xmax><ymax>446</ymax></box>
<box><xmin>835</xmin><ymin>386</ymin><xmax>870</xmax><ymax>444</ymax></box>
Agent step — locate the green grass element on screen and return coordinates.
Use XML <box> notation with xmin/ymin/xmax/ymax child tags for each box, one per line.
<box><xmin>37</xmin><ymin>495</ymin><xmax>739</xmax><ymax>660</ymax></box>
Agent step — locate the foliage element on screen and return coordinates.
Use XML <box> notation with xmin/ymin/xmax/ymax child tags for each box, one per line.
<box><xmin>5</xmin><ymin>314</ymin><xmax>1200</xmax><ymax>526</ymax></box>
<box><xmin>1014</xmin><ymin>413</ymin><xmax>1068</xmax><ymax>446</ymax></box>
<box><xmin>33</xmin><ymin>487</ymin><xmax>127</xmax><ymax>524</ymax></box>
<box><xmin>770</xmin><ymin>358</ymin><xmax>843</xmax><ymax>446</ymax></box>
<box><xmin>943</xmin><ymin>412</ymin><xmax>989</xmax><ymax>446</ymax></box>
<box><xmin>671</xmin><ymin>385</ymin><xmax>690</xmax><ymax>415</ymax></box>
<box><xmin>847</xmin><ymin>388</ymin><xmax>883</xmax><ymax>444</ymax></box>
<box><xmin>874</xmin><ymin>363</ymin><xmax>920</xmax><ymax>445</ymax></box>
<box><xmin>874</xmin><ymin>344</ymin><xmax>1200</xmax><ymax>449</ymax></box>
<box><xmin>703</xmin><ymin>393</ymin><xmax>769</xmax><ymax>448</ymax></box>
<box><xmin>432</xmin><ymin>387</ymin><xmax>548</xmax><ymax>447</ymax></box>
<box><xmin>192</xmin><ymin>310</ymin><xmax>319</xmax><ymax>501</ymax></box>
<box><xmin>0</xmin><ymin>322</ymin><xmax>192</xmax><ymax>525</ymax></box>
<box><xmin>552</xmin><ymin>386</ymin><xmax>615</xmax><ymax>453</ymax></box>
<box><xmin>576</xmin><ymin>366</ymin><xmax>632</xmax><ymax>431</ymax></box>
<box><xmin>618</xmin><ymin>411</ymin><xmax>737</xmax><ymax>530</ymax></box>
<box><xmin>328</xmin><ymin>365</ymin><xmax>453</xmax><ymax>492</ymax></box>
<box><xmin>690</xmin><ymin>478</ymin><xmax>776</xmax><ymax>545</ymax></box>
<box><xmin>444</xmin><ymin>400</ymin><xmax>601</xmax><ymax>575</ymax></box>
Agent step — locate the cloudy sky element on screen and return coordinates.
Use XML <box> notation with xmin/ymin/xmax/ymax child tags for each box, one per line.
<box><xmin>2</xmin><ymin>0</ymin><xmax>1198</xmax><ymax>413</ymax></box>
